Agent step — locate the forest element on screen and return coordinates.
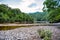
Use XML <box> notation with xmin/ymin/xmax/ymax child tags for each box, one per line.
<box><xmin>29</xmin><ymin>12</ymin><xmax>46</xmax><ymax>21</ymax></box>
<box><xmin>0</xmin><ymin>4</ymin><xmax>34</xmax><ymax>23</ymax></box>
<box><xmin>29</xmin><ymin>0</ymin><xmax>60</xmax><ymax>23</ymax></box>
<box><xmin>0</xmin><ymin>0</ymin><xmax>60</xmax><ymax>23</ymax></box>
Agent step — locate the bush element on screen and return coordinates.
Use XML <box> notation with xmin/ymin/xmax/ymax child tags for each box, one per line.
<box><xmin>38</xmin><ymin>29</ymin><xmax>52</xmax><ymax>40</ymax></box>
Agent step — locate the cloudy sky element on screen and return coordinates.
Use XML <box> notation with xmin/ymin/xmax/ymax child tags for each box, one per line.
<box><xmin>0</xmin><ymin>0</ymin><xmax>45</xmax><ymax>13</ymax></box>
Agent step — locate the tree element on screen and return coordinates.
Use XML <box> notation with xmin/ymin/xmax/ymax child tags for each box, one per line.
<box><xmin>43</xmin><ymin>0</ymin><xmax>58</xmax><ymax>12</ymax></box>
<box><xmin>43</xmin><ymin>0</ymin><xmax>60</xmax><ymax>23</ymax></box>
<box><xmin>0</xmin><ymin>4</ymin><xmax>34</xmax><ymax>23</ymax></box>
<box><xmin>47</xmin><ymin>8</ymin><xmax>60</xmax><ymax>23</ymax></box>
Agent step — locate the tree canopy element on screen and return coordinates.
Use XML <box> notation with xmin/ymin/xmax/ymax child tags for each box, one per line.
<box><xmin>0</xmin><ymin>4</ymin><xmax>34</xmax><ymax>23</ymax></box>
<box><xmin>43</xmin><ymin>0</ymin><xmax>60</xmax><ymax>23</ymax></box>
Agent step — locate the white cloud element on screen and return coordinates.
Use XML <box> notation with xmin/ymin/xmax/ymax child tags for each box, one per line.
<box><xmin>0</xmin><ymin>0</ymin><xmax>45</xmax><ymax>13</ymax></box>
<box><xmin>19</xmin><ymin>0</ymin><xmax>44</xmax><ymax>13</ymax></box>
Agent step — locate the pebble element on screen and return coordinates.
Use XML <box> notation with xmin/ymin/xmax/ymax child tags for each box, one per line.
<box><xmin>0</xmin><ymin>26</ymin><xmax>60</xmax><ymax>40</ymax></box>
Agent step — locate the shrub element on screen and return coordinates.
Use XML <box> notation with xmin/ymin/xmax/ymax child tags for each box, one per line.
<box><xmin>38</xmin><ymin>29</ymin><xmax>52</xmax><ymax>40</ymax></box>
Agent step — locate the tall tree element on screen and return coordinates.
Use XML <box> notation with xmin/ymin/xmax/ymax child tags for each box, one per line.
<box><xmin>43</xmin><ymin>0</ymin><xmax>58</xmax><ymax>12</ymax></box>
<box><xmin>43</xmin><ymin>0</ymin><xmax>60</xmax><ymax>23</ymax></box>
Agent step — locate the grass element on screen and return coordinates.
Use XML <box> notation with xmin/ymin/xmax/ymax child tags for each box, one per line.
<box><xmin>38</xmin><ymin>29</ymin><xmax>52</xmax><ymax>40</ymax></box>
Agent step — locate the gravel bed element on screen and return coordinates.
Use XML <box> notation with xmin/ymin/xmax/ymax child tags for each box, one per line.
<box><xmin>0</xmin><ymin>26</ymin><xmax>60</xmax><ymax>40</ymax></box>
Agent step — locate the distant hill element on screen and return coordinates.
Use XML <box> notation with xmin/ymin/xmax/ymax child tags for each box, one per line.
<box><xmin>29</xmin><ymin>12</ymin><xmax>46</xmax><ymax>21</ymax></box>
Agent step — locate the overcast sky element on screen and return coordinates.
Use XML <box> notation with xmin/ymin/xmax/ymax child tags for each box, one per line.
<box><xmin>0</xmin><ymin>0</ymin><xmax>45</xmax><ymax>13</ymax></box>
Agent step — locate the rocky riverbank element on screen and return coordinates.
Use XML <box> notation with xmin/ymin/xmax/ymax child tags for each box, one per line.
<box><xmin>0</xmin><ymin>26</ymin><xmax>60</xmax><ymax>40</ymax></box>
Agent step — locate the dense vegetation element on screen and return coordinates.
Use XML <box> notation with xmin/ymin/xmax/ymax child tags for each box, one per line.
<box><xmin>43</xmin><ymin>0</ymin><xmax>60</xmax><ymax>23</ymax></box>
<box><xmin>29</xmin><ymin>12</ymin><xmax>46</xmax><ymax>21</ymax></box>
<box><xmin>0</xmin><ymin>4</ymin><xmax>34</xmax><ymax>23</ymax></box>
<box><xmin>38</xmin><ymin>29</ymin><xmax>52</xmax><ymax>40</ymax></box>
<box><xmin>29</xmin><ymin>0</ymin><xmax>60</xmax><ymax>23</ymax></box>
<box><xmin>0</xmin><ymin>0</ymin><xmax>60</xmax><ymax>24</ymax></box>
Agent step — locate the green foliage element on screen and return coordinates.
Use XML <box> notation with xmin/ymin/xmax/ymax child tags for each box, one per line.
<box><xmin>43</xmin><ymin>0</ymin><xmax>60</xmax><ymax>23</ymax></box>
<box><xmin>38</xmin><ymin>29</ymin><xmax>52</xmax><ymax>40</ymax></box>
<box><xmin>0</xmin><ymin>4</ymin><xmax>34</xmax><ymax>23</ymax></box>
<box><xmin>44</xmin><ymin>36</ymin><xmax>51</xmax><ymax>40</ymax></box>
<box><xmin>47</xmin><ymin>8</ymin><xmax>60</xmax><ymax>23</ymax></box>
<box><xmin>43</xmin><ymin>0</ymin><xmax>58</xmax><ymax>12</ymax></box>
<box><xmin>29</xmin><ymin>12</ymin><xmax>46</xmax><ymax>21</ymax></box>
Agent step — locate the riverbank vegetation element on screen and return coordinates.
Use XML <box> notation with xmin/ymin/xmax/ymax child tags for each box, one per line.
<box><xmin>43</xmin><ymin>0</ymin><xmax>60</xmax><ymax>23</ymax></box>
<box><xmin>0</xmin><ymin>4</ymin><xmax>34</xmax><ymax>23</ymax></box>
<box><xmin>29</xmin><ymin>0</ymin><xmax>60</xmax><ymax>23</ymax></box>
<box><xmin>0</xmin><ymin>0</ymin><xmax>60</xmax><ymax>24</ymax></box>
<box><xmin>38</xmin><ymin>29</ymin><xmax>52</xmax><ymax>40</ymax></box>
<box><xmin>29</xmin><ymin>12</ymin><xmax>46</xmax><ymax>21</ymax></box>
